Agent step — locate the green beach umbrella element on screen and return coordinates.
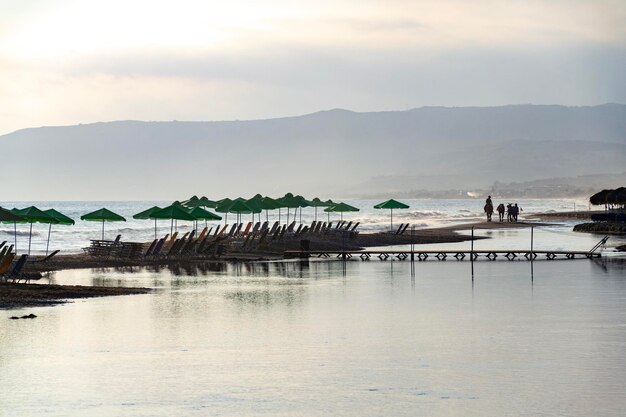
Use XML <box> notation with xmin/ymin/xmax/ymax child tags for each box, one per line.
<box><xmin>216</xmin><ymin>199</ymin><xmax>260</xmax><ymax>224</ymax></box>
<box><xmin>81</xmin><ymin>208</ymin><xmax>126</xmax><ymax>240</ymax></box>
<box><xmin>150</xmin><ymin>204</ymin><xmax>196</xmax><ymax>235</ymax></box>
<box><xmin>374</xmin><ymin>199</ymin><xmax>410</xmax><ymax>232</ymax></box>
<box><xmin>308</xmin><ymin>198</ymin><xmax>332</xmax><ymax>222</ymax></box>
<box><xmin>133</xmin><ymin>206</ymin><xmax>162</xmax><ymax>239</ymax></box>
<box><xmin>43</xmin><ymin>208</ymin><xmax>75</xmax><ymax>256</ymax></box>
<box><xmin>181</xmin><ymin>195</ymin><xmax>201</xmax><ymax>207</ymax></box>
<box><xmin>324</xmin><ymin>202</ymin><xmax>360</xmax><ymax>222</ymax></box>
<box><xmin>12</xmin><ymin>206</ymin><xmax>59</xmax><ymax>255</ymax></box>
<box><xmin>188</xmin><ymin>206</ymin><xmax>222</xmax><ymax>230</ymax></box>
<box><xmin>277</xmin><ymin>193</ymin><xmax>301</xmax><ymax>224</ymax></box>
<box><xmin>257</xmin><ymin>196</ymin><xmax>283</xmax><ymax>222</ymax></box>
<box><xmin>0</xmin><ymin>207</ymin><xmax>24</xmax><ymax>253</ymax></box>
<box><xmin>198</xmin><ymin>196</ymin><xmax>218</xmax><ymax>208</ymax></box>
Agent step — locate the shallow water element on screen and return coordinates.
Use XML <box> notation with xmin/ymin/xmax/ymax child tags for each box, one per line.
<box><xmin>1</xmin><ymin>252</ymin><xmax>625</xmax><ymax>416</ymax></box>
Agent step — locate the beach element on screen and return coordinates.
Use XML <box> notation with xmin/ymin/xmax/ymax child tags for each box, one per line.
<box><xmin>1</xmin><ymin>219</ymin><xmax>563</xmax><ymax>310</ymax></box>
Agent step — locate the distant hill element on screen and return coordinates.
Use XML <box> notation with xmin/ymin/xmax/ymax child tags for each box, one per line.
<box><xmin>1</xmin><ymin>104</ymin><xmax>625</xmax><ymax>200</ymax></box>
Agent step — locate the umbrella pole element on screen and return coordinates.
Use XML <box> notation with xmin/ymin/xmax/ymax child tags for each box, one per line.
<box><xmin>299</xmin><ymin>207</ymin><xmax>302</xmax><ymax>224</ymax></box>
<box><xmin>46</xmin><ymin>223</ymin><xmax>52</xmax><ymax>256</ymax></box>
<box><xmin>170</xmin><ymin>218</ymin><xmax>173</xmax><ymax>236</ymax></box>
<box><xmin>28</xmin><ymin>223</ymin><xmax>33</xmax><ymax>255</ymax></box>
<box><xmin>14</xmin><ymin>221</ymin><xmax>17</xmax><ymax>252</ymax></box>
<box><xmin>315</xmin><ymin>207</ymin><xmax>317</xmax><ymax>222</ymax></box>
<box><xmin>279</xmin><ymin>208</ymin><xmax>281</xmax><ymax>224</ymax></box>
<box><xmin>102</xmin><ymin>219</ymin><xmax>105</xmax><ymax>240</ymax></box>
<box><xmin>391</xmin><ymin>208</ymin><xmax>393</xmax><ymax>232</ymax></box>
<box><xmin>155</xmin><ymin>219</ymin><xmax>157</xmax><ymax>239</ymax></box>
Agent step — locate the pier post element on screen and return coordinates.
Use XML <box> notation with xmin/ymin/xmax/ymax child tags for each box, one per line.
<box><xmin>410</xmin><ymin>225</ymin><xmax>414</xmax><ymax>262</ymax></box>
<box><xmin>531</xmin><ymin>227</ymin><xmax>534</xmax><ymax>256</ymax></box>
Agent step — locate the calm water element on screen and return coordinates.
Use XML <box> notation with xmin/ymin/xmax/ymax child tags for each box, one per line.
<box><xmin>2</xmin><ymin>251</ymin><xmax>626</xmax><ymax>416</ymax></box>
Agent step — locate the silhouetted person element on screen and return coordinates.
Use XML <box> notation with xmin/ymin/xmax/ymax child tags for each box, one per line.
<box><xmin>484</xmin><ymin>195</ymin><xmax>493</xmax><ymax>222</ymax></box>
<box><xmin>513</xmin><ymin>203</ymin><xmax>520</xmax><ymax>222</ymax></box>
<box><xmin>506</xmin><ymin>204</ymin><xmax>513</xmax><ymax>222</ymax></box>
<box><xmin>497</xmin><ymin>203</ymin><xmax>505</xmax><ymax>222</ymax></box>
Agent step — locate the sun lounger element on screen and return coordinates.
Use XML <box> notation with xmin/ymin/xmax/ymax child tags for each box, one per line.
<box><xmin>251</xmin><ymin>222</ymin><xmax>260</xmax><ymax>235</ymax></box>
<box><xmin>268</xmin><ymin>221</ymin><xmax>279</xmax><ymax>236</ymax></box>
<box><xmin>286</xmin><ymin>221</ymin><xmax>296</xmax><ymax>233</ymax></box>
<box><xmin>144</xmin><ymin>239</ymin><xmax>158</xmax><ymax>257</ymax></box>
<box><xmin>0</xmin><ymin>253</ymin><xmax>16</xmax><ymax>277</ymax></box>
<box><xmin>32</xmin><ymin>250</ymin><xmax>61</xmax><ymax>263</ymax></box>
<box><xmin>216</xmin><ymin>224</ymin><xmax>227</xmax><ymax>237</ymax></box>
<box><xmin>260</xmin><ymin>221</ymin><xmax>269</xmax><ymax>232</ymax></box>
<box><xmin>242</xmin><ymin>222</ymin><xmax>252</xmax><ymax>236</ymax></box>
<box><xmin>149</xmin><ymin>238</ymin><xmax>166</xmax><ymax>257</ymax></box>
<box><xmin>197</xmin><ymin>227</ymin><xmax>209</xmax><ymax>241</ymax></box>
<box><xmin>228</xmin><ymin>224</ymin><xmax>238</xmax><ymax>237</ymax></box>
<box><xmin>2</xmin><ymin>254</ymin><xmax>28</xmax><ymax>282</ymax></box>
<box><xmin>399</xmin><ymin>223</ymin><xmax>410</xmax><ymax>235</ymax></box>
<box><xmin>0</xmin><ymin>241</ymin><xmax>6</xmax><ymax>251</ymax></box>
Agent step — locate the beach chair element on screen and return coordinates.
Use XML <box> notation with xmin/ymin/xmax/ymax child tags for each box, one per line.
<box><xmin>242</xmin><ymin>222</ymin><xmax>252</xmax><ymax>236</ymax></box>
<box><xmin>271</xmin><ymin>225</ymin><xmax>282</xmax><ymax>241</ymax></box>
<box><xmin>293</xmin><ymin>224</ymin><xmax>303</xmax><ymax>235</ymax></box>
<box><xmin>268</xmin><ymin>221</ymin><xmax>279</xmax><ymax>236</ymax></box>
<box><xmin>394</xmin><ymin>224</ymin><xmax>405</xmax><ymax>235</ymax></box>
<box><xmin>251</xmin><ymin>222</ymin><xmax>260</xmax><ymax>235</ymax></box>
<box><xmin>197</xmin><ymin>227</ymin><xmax>209</xmax><ymax>242</ymax></box>
<box><xmin>143</xmin><ymin>239</ymin><xmax>158</xmax><ymax>257</ymax></box>
<box><xmin>255</xmin><ymin>228</ymin><xmax>270</xmax><ymax>247</ymax></box>
<box><xmin>278</xmin><ymin>224</ymin><xmax>287</xmax><ymax>240</ymax></box>
<box><xmin>0</xmin><ymin>253</ymin><xmax>15</xmax><ymax>277</ymax></box>
<box><xmin>260</xmin><ymin>221</ymin><xmax>269</xmax><ymax>232</ymax></box>
<box><xmin>0</xmin><ymin>247</ymin><xmax>7</xmax><ymax>261</ymax></box>
<box><xmin>33</xmin><ymin>250</ymin><xmax>61</xmax><ymax>263</ymax></box>
<box><xmin>0</xmin><ymin>241</ymin><xmax>6</xmax><ymax>251</ymax></box>
<box><xmin>286</xmin><ymin>221</ymin><xmax>296</xmax><ymax>233</ymax></box>
<box><xmin>235</xmin><ymin>223</ymin><xmax>244</xmax><ymax>236</ymax></box>
<box><xmin>351</xmin><ymin>222</ymin><xmax>360</xmax><ymax>232</ymax></box>
<box><xmin>2</xmin><ymin>254</ymin><xmax>28</xmax><ymax>282</ymax></box>
<box><xmin>217</xmin><ymin>224</ymin><xmax>228</xmax><ymax>237</ymax></box>
<box><xmin>398</xmin><ymin>224</ymin><xmax>410</xmax><ymax>235</ymax></box>
<box><xmin>149</xmin><ymin>238</ymin><xmax>166</xmax><ymax>257</ymax></box>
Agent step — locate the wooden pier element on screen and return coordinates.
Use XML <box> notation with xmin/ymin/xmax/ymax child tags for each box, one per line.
<box><xmin>284</xmin><ymin>249</ymin><xmax>601</xmax><ymax>261</ymax></box>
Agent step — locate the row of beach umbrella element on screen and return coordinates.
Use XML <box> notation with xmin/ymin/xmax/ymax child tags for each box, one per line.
<box><xmin>0</xmin><ymin>196</ymin><xmax>411</xmax><ymax>255</ymax></box>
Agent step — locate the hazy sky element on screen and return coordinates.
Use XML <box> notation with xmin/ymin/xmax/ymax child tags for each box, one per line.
<box><xmin>1</xmin><ymin>0</ymin><xmax>624</xmax><ymax>135</ymax></box>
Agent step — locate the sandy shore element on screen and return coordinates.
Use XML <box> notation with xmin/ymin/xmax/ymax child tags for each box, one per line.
<box><xmin>2</xmin><ymin>220</ymin><xmax>545</xmax><ymax>310</ymax></box>
<box><xmin>525</xmin><ymin>210</ymin><xmax>602</xmax><ymax>220</ymax></box>
<box><xmin>1</xmin><ymin>283</ymin><xmax>150</xmax><ymax>310</ymax></box>
<box><xmin>20</xmin><ymin>220</ymin><xmax>546</xmax><ymax>274</ymax></box>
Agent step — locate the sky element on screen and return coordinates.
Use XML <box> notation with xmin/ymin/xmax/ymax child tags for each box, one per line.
<box><xmin>0</xmin><ymin>0</ymin><xmax>624</xmax><ymax>135</ymax></box>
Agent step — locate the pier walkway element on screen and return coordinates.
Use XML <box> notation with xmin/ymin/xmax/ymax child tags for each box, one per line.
<box><xmin>284</xmin><ymin>249</ymin><xmax>601</xmax><ymax>261</ymax></box>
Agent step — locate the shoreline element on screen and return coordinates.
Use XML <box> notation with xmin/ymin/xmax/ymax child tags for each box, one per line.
<box><xmin>22</xmin><ymin>221</ymin><xmax>547</xmax><ymax>274</ymax></box>
<box><xmin>2</xmin><ymin>220</ymin><xmax>549</xmax><ymax>311</ymax></box>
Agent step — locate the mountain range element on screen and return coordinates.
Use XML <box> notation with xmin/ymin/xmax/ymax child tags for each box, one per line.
<box><xmin>2</xmin><ymin>104</ymin><xmax>625</xmax><ymax>200</ymax></box>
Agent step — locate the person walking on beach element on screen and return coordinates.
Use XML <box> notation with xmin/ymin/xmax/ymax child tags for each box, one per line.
<box><xmin>497</xmin><ymin>203</ymin><xmax>505</xmax><ymax>222</ymax></box>
<box><xmin>506</xmin><ymin>203</ymin><xmax>513</xmax><ymax>222</ymax></box>
<box><xmin>513</xmin><ymin>203</ymin><xmax>520</xmax><ymax>222</ymax></box>
<box><xmin>484</xmin><ymin>195</ymin><xmax>494</xmax><ymax>222</ymax></box>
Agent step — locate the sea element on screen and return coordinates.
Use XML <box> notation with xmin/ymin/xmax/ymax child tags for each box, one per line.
<box><xmin>0</xmin><ymin>198</ymin><xmax>620</xmax><ymax>254</ymax></box>
<box><xmin>1</xmin><ymin>198</ymin><xmax>626</xmax><ymax>416</ymax></box>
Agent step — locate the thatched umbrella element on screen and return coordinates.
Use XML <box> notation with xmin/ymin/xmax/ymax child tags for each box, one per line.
<box><xmin>590</xmin><ymin>189</ymin><xmax>612</xmax><ymax>206</ymax></box>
